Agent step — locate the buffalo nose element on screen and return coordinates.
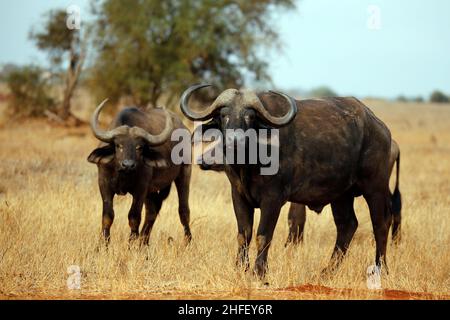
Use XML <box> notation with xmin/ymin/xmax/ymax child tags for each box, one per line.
<box><xmin>120</xmin><ymin>159</ymin><xmax>136</xmax><ymax>171</ymax></box>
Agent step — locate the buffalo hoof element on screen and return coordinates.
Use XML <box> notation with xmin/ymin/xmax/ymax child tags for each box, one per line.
<box><xmin>254</xmin><ymin>262</ymin><xmax>267</xmax><ymax>280</ymax></box>
<box><xmin>380</xmin><ymin>263</ymin><xmax>389</xmax><ymax>275</ymax></box>
<box><xmin>129</xmin><ymin>232</ymin><xmax>139</xmax><ymax>242</ymax></box>
<box><xmin>95</xmin><ymin>234</ymin><xmax>110</xmax><ymax>252</ymax></box>
<box><xmin>391</xmin><ymin>234</ymin><xmax>402</xmax><ymax>245</ymax></box>
<box><xmin>235</xmin><ymin>251</ymin><xmax>250</xmax><ymax>272</ymax></box>
<box><xmin>184</xmin><ymin>233</ymin><xmax>192</xmax><ymax>245</ymax></box>
<box><xmin>320</xmin><ymin>265</ymin><xmax>339</xmax><ymax>278</ymax></box>
<box><xmin>138</xmin><ymin>238</ymin><xmax>150</xmax><ymax>247</ymax></box>
<box><xmin>284</xmin><ymin>236</ymin><xmax>303</xmax><ymax>248</ymax></box>
<box><xmin>235</xmin><ymin>259</ymin><xmax>250</xmax><ymax>272</ymax></box>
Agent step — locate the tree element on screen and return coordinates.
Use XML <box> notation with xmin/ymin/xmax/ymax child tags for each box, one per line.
<box><xmin>430</xmin><ymin>90</ymin><xmax>449</xmax><ymax>103</ymax></box>
<box><xmin>396</xmin><ymin>95</ymin><xmax>408</xmax><ymax>102</ymax></box>
<box><xmin>5</xmin><ymin>65</ymin><xmax>55</xmax><ymax>117</ymax></box>
<box><xmin>30</xmin><ymin>9</ymin><xmax>85</xmax><ymax>120</ymax></box>
<box><xmin>89</xmin><ymin>0</ymin><xmax>295</xmax><ymax>108</ymax></box>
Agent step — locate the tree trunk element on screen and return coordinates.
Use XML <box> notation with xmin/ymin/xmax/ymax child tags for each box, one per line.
<box><xmin>148</xmin><ymin>84</ymin><xmax>162</xmax><ymax>109</ymax></box>
<box><xmin>60</xmin><ymin>38</ymin><xmax>84</xmax><ymax>120</ymax></box>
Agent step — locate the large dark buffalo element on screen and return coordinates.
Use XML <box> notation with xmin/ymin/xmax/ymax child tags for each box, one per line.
<box><xmin>88</xmin><ymin>101</ymin><xmax>192</xmax><ymax>245</ymax></box>
<box><xmin>181</xmin><ymin>84</ymin><xmax>397</xmax><ymax>277</ymax></box>
<box><xmin>199</xmin><ymin>139</ymin><xmax>402</xmax><ymax>245</ymax></box>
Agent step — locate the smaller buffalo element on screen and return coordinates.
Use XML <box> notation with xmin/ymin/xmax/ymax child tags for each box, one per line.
<box><xmin>88</xmin><ymin>100</ymin><xmax>192</xmax><ymax>245</ymax></box>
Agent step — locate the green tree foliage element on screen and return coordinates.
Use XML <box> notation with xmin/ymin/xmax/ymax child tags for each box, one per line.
<box><xmin>30</xmin><ymin>9</ymin><xmax>85</xmax><ymax>120</ymax></box>
<box><xmin>430</xmin><ymin>90</ymin><xmax>449</xmax><ymax>103</ymax></box>
<box><xmin>30</xmin><ymin>10</ymin><xmax>76</xmax><ymax>65</ymax></box>
<box><xmin>89</xmin><ymin>0</ymin><xmax>295</xmax><ymax>108</ymax></box>
<box><xmin>5</xmin><ymin>65</ymin><xmax>55</xmax><ymax>117</ymax></box>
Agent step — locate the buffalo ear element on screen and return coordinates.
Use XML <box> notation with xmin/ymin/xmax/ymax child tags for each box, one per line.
<box><xmin>87</xmin><ymin>145</ymin><xmax>115</xmax><ymax>165</ymax></box>
<box><xmin>143</xmin><ymin>147</ymin><xmax>169</xmax><ymax>168</ymax></box>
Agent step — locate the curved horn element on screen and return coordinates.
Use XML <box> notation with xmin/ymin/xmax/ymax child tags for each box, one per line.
<box><xmin>180</xmin><ymin>84</ymin><xmax>226</xmax><ymax>121</ymax></box>
<box><xmin>130</xmin><ymin>110</ymin><xmax>173</xmax><ymax>146</ymax></box>
<box><xmin>251</xmin><ymin>90</ymin><xmax>298</xmax><ymax>127</ymax></box>
<box><xmin>90</xmin><ymin>99</ymin><xmax>129</xmax><ymax>143</ymax></box>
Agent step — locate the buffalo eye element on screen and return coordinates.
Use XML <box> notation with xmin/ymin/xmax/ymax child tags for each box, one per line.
<box><xmin>116</xmin><ymin>144</ymin><xmax>123</xmax><ymax>151</ymax></box>
<box><xmin>220</xmin><ymin>108</ymin><xmax>230</xmax><ymax>124</ymax></box>
<box><xmin>243</xmin><ymin>110</ymin><xmax>255</xmax><ymax>126</ymax></box>
<box><xmin>136</xmin><ymin>145</ymin><xmax>142</xmax><ymax>151</ymax></box>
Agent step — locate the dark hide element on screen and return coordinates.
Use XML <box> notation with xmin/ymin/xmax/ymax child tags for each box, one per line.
<box><xmin>198</xmin><ymin>138</ymin><xmax>402</xmax><ymax>246</ymax></box>
<box><xmin>88</xmin><ymin>107</ymin><xmax>192</xmax><ymax>245</ymax></box>
<box><xmin>184</xmin><ymin>90</ymin><xmax>395</xmax><ymax>278</ymax></box>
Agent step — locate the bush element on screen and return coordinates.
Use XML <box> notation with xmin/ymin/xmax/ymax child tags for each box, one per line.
<box><xmin>396</xmin><ymin>95</ymin><xmax>408</xmax><ymax>102</ymax></box>
<box><xmin>430</xmin><ymin>90</ymin><xmax>449</xmax><ymax>103</ymax></box>
<box><xmin>396</xmin><ymin>95</ymin><xmax>424</xmax><ymax>103</ymax></box>
<box><xmin>5</xmin><ymin>65</ymin><xmax>55</xmax><ymax>117</ymax></box>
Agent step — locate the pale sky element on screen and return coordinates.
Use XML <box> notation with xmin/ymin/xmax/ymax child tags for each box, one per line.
<box><xmin>0</xmin><ymin>0</ymin><xmax>449</xmax><ymax>99</ymax></box>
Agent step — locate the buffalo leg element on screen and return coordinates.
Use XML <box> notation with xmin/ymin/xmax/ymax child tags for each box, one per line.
<box><xmin>128</xmin><ymin>195</ymin><xmax>145</xmax><ymax>241</ymax></box>
<box><xmin>140</xmin><ymin>186</ymin><xmax>170</xmax><ymax>245</ymax></box>
<box><xmin>231</xmin><ymin>189</ymin><xmax>254</xmax><ymax>271</ymax></box>
<box><xmin>99</xmin><ymin>183</ymin><xmax>114</xmax><ymax>243</ymax></box>
<box><xmin>255</xmin><ymin>200</ymin><xmax>283</xmax><ymax>278</ymax></box>
<box><xmin>365</xmin><ymin>192</ymin><xmax>391</xmax><ymax>271</ymax></box>
<box><xmin>140</xmin><ymin>193</ymin><xmax>161</xmax><ymax>246</ymax></box>
<box><xmin>323</xmin><ymin>193</ymin><xmax>358</xmax><ymax>273</ymax></box>
<box><xmin>285</xmin><ymin>203</ymin><xmax>306</xmax><ymax>246</ymax></box>
<box><xmin>175</xmin><ymin>164</ymin><xmax>192</xmax><ymax>242</ymax></box>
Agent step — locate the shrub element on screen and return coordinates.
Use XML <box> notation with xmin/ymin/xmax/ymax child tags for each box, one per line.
<box><xmin>395</xmin><ymin>95</ymin><xmax>424</xmax><ymax>103</ymax></box>
<box><xmin>429</xmin><ymin>90</ymin><xmax>449</xmax><ymax>103</ymax></box>
<box><xmin>5</xmin><ymin>65</ymin><xmax>55</xmax><ymax>117</ymax></box>
<box><xmin>396</xmin><ymin>95</ymin><xmax>408</xmax><ymax>102</ymax></box>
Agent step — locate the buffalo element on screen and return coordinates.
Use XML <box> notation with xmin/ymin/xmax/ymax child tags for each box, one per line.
<box><xmin>198</xmin><ymin>139</ymin><xmax>402</xmax><ymax>246</ymax></box>
<box><xmin>88</xmin><ymin>101</ymin><xmax>192</xmax><ymax>245</ymax></box>
<box><xmin>181</xmin><ymin>84</ymin><xmax>397</xmax><ymax>278</ymax></box>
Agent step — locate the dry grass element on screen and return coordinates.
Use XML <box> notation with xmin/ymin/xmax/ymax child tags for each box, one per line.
<box><xmin>0</xmin><ymin>100</ymin><xmax>449</xmax><ymax>300</ymax></box>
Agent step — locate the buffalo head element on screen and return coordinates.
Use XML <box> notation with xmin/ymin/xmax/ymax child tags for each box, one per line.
<box><xmin>181</xmin><ymin>84</ymin><xmax>297</xmax><ymax>147</ymax></box>
<box><xmin>87</xmin><ymin>100</ymin><xmax>173</xmax><ymax>172</ymax></box>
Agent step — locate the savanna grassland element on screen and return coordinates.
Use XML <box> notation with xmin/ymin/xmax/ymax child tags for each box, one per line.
<box><xmin>0</xmin><ymin>99</ymin><xmax>449</xmax><ymax>299</ymax></box>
